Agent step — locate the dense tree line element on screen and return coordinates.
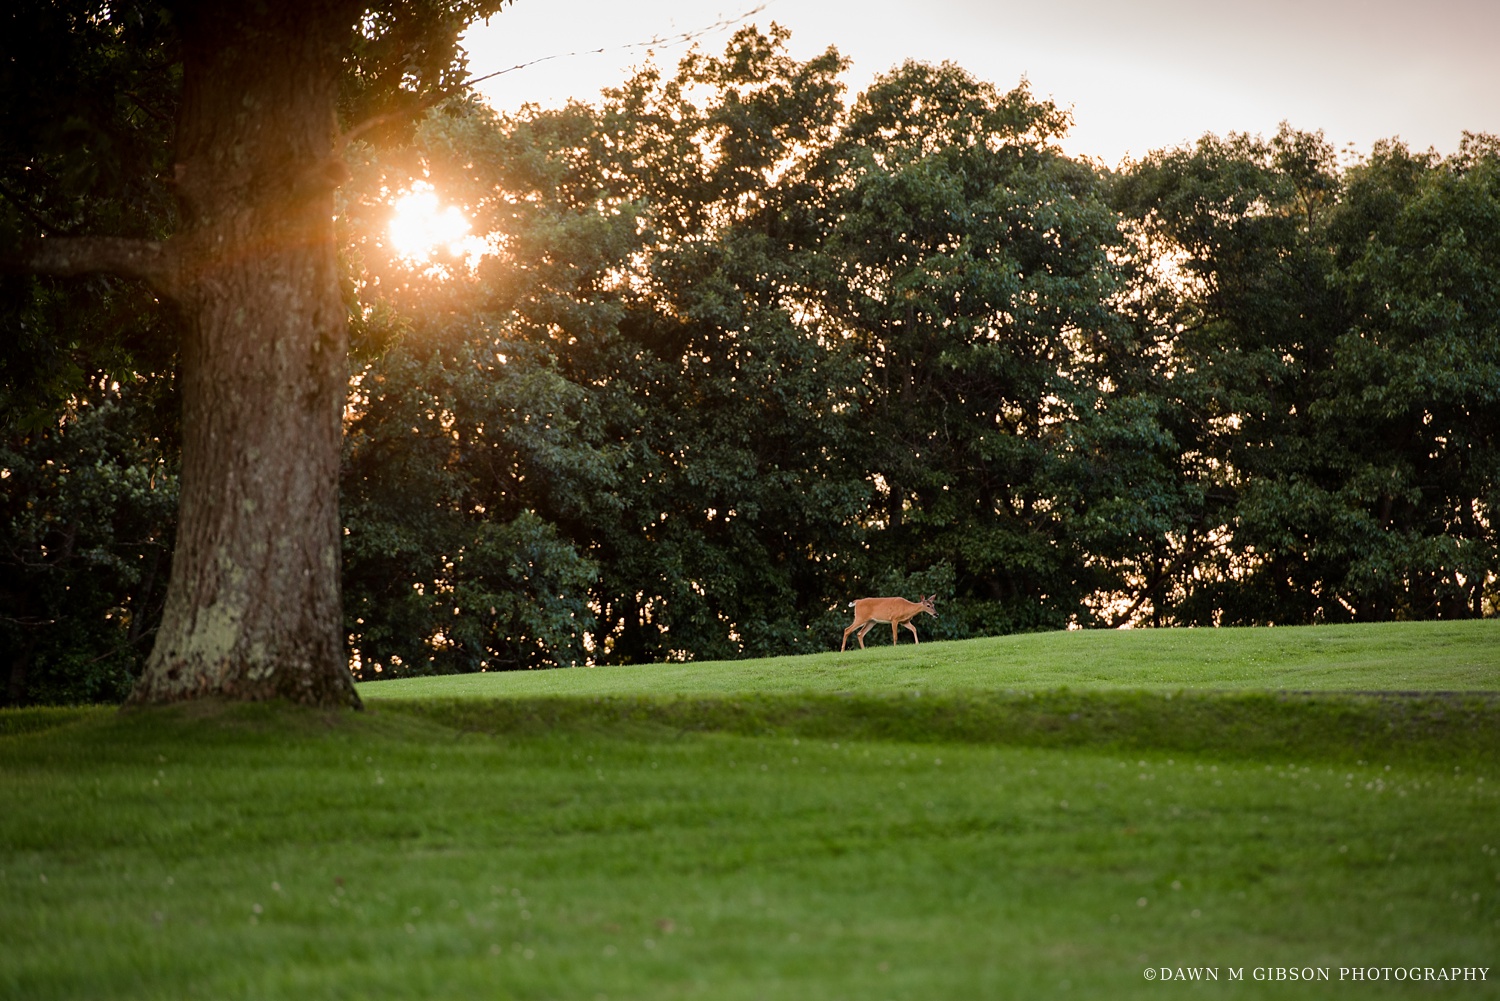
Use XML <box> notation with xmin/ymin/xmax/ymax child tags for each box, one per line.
<box><xmin>4</xmin><ymin>26</ymin><xmax>1497</xmax><ymax>701</ymax></box>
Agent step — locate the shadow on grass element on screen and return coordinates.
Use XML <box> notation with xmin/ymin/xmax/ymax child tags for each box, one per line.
<box><xmin>373</xmin><ymin>689</ymin><xmax>1500</xmax><ymax>764</ymax></box>
<box><xmin>0</xmin><ymin>696</ymin><xmax>450</xmax><ymax>745</ymax></box>
<box><xmin>8</xmin><ymin>689</ymin><xmax>1498</xmax><ymax>766</ymax></box>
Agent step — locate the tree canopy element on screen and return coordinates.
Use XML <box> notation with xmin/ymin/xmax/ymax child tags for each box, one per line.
<box><xmin>3</xmin><ymin>22</ymin><xmax>1497</xmax><ymax>703</ymax></box>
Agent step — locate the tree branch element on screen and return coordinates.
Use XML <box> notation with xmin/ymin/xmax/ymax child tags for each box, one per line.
<box><xmin>459</xmin><ymin>3</ymin><xmax>770</xmax><ymax>92</ymax></box>
<box><xmin>6</xmin><ymin>236</ymin><xmax>178</xmax><ymax>296</ymax></box>
<box><xmin>0</xmin><ymin>180</ymin><xmax>81</xmax><ymax>238</ymax></box>
<box><xmin>333</xmin><ymin>4</ymin><xmax>769</xmax><ymax>155</ymax></box>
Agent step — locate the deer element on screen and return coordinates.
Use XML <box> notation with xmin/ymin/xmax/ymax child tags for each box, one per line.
<box><xmin>840</xmin><ymin>595</ymin><xmax>937</xmax><ymax>651</ymax></box>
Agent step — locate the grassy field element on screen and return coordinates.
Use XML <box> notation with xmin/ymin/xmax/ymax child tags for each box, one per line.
<box><xmin>3</xmin><ymin>622</ymin><xmax>1499</xmax><ymax>1000</ymax></box>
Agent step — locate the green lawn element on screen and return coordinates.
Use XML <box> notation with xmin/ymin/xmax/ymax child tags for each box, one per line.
<box><xmin>355</xmin><ymin>620</ymin><xmax>1500</xmax><ymax>700</ymax></box>
<box><xmin>4</xmin><ymin>623</ymin><xmax>1499</xmax><ymax>1000</ymax></box>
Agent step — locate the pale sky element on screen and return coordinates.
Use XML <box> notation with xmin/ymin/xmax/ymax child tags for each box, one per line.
<box><xmin>462</xmin><ymin>0</ymin><xmax>1499</xmax><ymax>166</ymax></box>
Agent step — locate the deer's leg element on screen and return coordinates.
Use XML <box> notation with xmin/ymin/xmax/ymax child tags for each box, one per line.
<box><xmin>856</xmin><ymin>622</ymin><xmax>876</xmax><ymax>649</ymax></box>
<box><xmin>905</xmin><ymin>621</ymin><xmax>920</xmax><ymax>644</ymax></box>
<box><xmin>842</xmin><ymin>618</ymin><xmax>866</xmax><ymax>652</ymax></box>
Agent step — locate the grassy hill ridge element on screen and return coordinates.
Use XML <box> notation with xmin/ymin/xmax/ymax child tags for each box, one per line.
<box><xmin>358</xmin><ymin>619</ymin><xmax>1500</xmax><ymax>701</ymax></box>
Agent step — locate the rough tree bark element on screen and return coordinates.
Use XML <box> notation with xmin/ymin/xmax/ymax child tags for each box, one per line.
<box><xmin>20</xmin><ymin>0</ymin><xmax>364</xmax><ymax>707</ymax></box>
<box><xmin>129</xmin><ymin>2</ymin><xmax>360</xmax><ymax>706</ymax></box>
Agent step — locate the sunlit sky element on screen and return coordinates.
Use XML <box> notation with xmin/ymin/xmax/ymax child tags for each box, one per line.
<box><xmin>462</xmin><ymin>0</ymin><xmax>1499</xmax><ymax>167</ymax></box>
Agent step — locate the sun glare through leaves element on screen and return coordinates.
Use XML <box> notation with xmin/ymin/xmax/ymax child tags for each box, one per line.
<box><xmin>387</xmin><ymin>181</ymin><xmax>487</xmax><ymax>267</ymax></box>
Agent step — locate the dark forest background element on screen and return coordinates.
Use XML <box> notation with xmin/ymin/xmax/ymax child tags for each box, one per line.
<box><xmin>5</xmin><ymin>27</ymin><xmax>1498</xmax><ymax>703</ymax></box>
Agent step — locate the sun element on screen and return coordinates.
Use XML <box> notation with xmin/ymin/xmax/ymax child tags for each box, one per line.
<box><xmin>387</xmin><ymin>181</ymin><xmax>474</xmax><ymax>262</ymax></box>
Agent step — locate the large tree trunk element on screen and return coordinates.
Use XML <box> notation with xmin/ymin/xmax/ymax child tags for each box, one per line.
<box><xmin>125</xmin><ymin>0</ymin><xmax>360</xmax><ymax>707</ymax></box>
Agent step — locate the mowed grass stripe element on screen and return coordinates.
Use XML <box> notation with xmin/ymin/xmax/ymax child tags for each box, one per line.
<box><xmin>2</xmin><ymin>702</ymin><xmax>1497</xmax><ymax>1000</ymax></box>
<box><xmin>18</xmin><ymin>690</ymin><xmax>1500</xmax><ymax>765</ymax></box>
<box><xmin>374</xmin><ymin>690</ymin><xmax>1500</xmax><ymax>765</ymax></box>
<box><xmin>356</xmin><ymin>620</ymin><xmax>1500</xmax><ymax>701</ymax></box>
